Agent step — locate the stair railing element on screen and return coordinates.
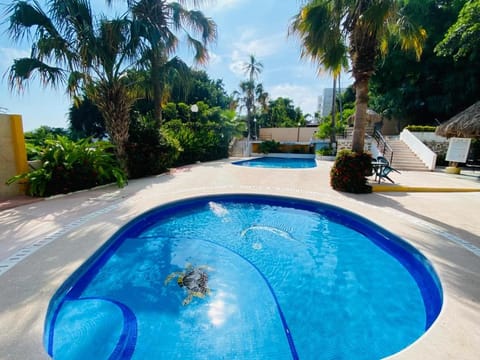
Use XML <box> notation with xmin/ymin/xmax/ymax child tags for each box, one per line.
<box><xmin>373</xmin><ymin>129</ymin><xmax>393</xmax><ymax>164</ymax></box>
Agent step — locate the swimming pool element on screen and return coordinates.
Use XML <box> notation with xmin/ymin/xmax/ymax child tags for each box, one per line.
<box><xmin>232</xmin><ymin>156</ymin><xmax>316</xmax><ymax>168</ymax></box>
<box><xmin>44</xmin><ymin>194</ymin><xmax>442</xmax><ymax>359</ymax></box>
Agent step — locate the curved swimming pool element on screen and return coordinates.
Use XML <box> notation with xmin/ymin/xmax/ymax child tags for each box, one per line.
<box><xmin>44</xmin><ymin>194</ymin><xmax>442</xmax><ymax>359</ymax></box>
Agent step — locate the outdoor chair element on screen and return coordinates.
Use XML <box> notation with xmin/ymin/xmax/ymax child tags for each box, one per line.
<box><xmin>372</xmin><ymin>156</ymin><xmax>401</xmax><ymax>183</ymax></box>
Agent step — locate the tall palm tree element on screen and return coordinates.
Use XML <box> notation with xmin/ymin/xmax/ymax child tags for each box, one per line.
<box><xmin>290</xmin><ymin>2</ymin><xmax>348</xmax><ymax>145</ymax></box>
<box><xmin>118</xmin><ymin>0</ymin><xmax>217</xmax><ymax>126</ymax></box>
<box><xmin>240</xmin><ymin>55</ymin><xmax>264</xmax><ymax>139</ymax></box>
<box><xmin>293</xmin><ymin>0</ymin><xmax>426</xmax><ymax>153</ymax></box>
<box><xmin>6</xmin><ymin>0</ymin><xmax>139</xmax><ymax>173</ymax></box>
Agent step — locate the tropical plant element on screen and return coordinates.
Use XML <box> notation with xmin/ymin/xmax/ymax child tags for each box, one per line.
<box><xmin>5</xmin><ymin>0</ymin><xmax>139</xmax><ymax>173</ymax></box>
<box><xmin>120</xmin><ymin>0</ymin><xmax>217</xmax><ymax>126</ymax></box>
<box><xmin>6</xmin><ymin>136</ymin><xmax>126</xmax><ymax>197</ymax></box>
<box><xmin>330</xmin><ymin>149</ymin><xmax>372</xmax><ymax>193</ymax></box>
<box><xmin>259</xmin><ymin>140</ymin><xmax>281</xmax><ymax>154</ymax></box>
<box><xmin>126</xmin><ymin>114</ymin><xmax>180</xmax><ymax>178</ymax></box>
<box><xmin>161</xmin><ymin>102</ymin><xmax>239</xmax><ymax>165</ymax></box>
<box><xmin>293</xmin><ymin>0</ymin><xmax>426</xmax><ymax>153</ymax></box>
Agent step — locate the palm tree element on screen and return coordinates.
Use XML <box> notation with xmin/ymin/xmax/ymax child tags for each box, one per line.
<box><xmin>239</xmin><ymin>55</ymin><xmax>264</xmax><ymax>139</ymax></box>
<box><xmin>6</xmin><ymin>0</ymin><xmax>139</xmax><ymax>173</ymax></box>
<box><xmin>290</xmin><ymin>2</ymin><xmax>348</xmax><ymax>146</ymax></box>
<box><xmin>119</xmin><ymin>0</ymin><xmax>217</xmax><ymax>126</ymax></box>
<box><xmin>293</xmin><ymin>0</ymin><xmax>426</xmax><ymax>153</ymax></box>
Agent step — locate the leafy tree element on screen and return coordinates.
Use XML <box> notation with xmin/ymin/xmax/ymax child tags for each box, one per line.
<box><xmin>262</xmin><ymin>97</ymin><xmax>305</xmax><ymax>128</ymax></box>
<box><xmin>170</xmin><ymin>69</ymin><xmax>232</xmax><ymax>109</ymax></box>
<box><xmin>369</xmin><ymin>0</ymin><xmax>480</xmax><ymax>125</ymax></box>
<box><xmin>435</xmin><ymin>0</ymin><xmax>480</xmax><ymax>61</ymax></box>
<box><xmin>294</xmin><ymin>0</ymin><xmax>426</xmax><ymax>153</ymax></box>
<box><xmin>6</xmin><ymin>0</ymin><xmax>139</xmax><ymax>173</ymax></box>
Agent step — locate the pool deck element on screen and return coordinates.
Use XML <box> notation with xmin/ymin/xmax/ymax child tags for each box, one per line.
<box><xmin>0</xmin><ymin>159</ymin><xmax>479</xmax><ymax>359</ymax></box>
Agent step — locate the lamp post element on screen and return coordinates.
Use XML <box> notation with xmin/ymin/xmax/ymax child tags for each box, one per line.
<box><xmin>253</xmin><ymin>118</ymin><xmax>257</xmax><ymax>140</ymax></box>
<box><xmin>297</xmin><ymin>122</ymin><xmax>301</xmax><ymax>142</ymax></box>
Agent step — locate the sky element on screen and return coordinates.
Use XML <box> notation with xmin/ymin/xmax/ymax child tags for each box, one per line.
<box><xmin>0</xmin><ymin>0</ymin><xmax>351</xmax><ymax>131</ymax></box>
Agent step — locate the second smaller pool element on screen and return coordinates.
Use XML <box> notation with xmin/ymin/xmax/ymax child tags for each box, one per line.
<box><xmin>233</xmin><ymin>156</ymin><xmax>316</xmax><ymax>169</ymax></box>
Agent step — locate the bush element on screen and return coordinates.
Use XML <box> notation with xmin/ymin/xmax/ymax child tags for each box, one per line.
<box><xmin>330</xmin><ymin>150</ymin><xmax>372</xmax><ymax>193</ymax></box>
<box><xmin>7</xmin><ymin>136</ymin><xmax>126</xmax><ymax>197</ymax></box>
<box><xmin>405</xmin><ymin>125</ymin><xmax>436</xmax><ymax>132</ymax></box>
<box><xmin>126</xmin><ymin>116</ymin><xmax>180</xmax><ymax>178</ymax></box>
<box><xmin>259</xmin><ymin>140</ymin><xmax>281</xmax><ymax>154</ymax></box>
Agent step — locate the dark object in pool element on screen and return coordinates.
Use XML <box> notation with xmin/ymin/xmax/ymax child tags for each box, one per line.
<box><xmin>164</xmin><ymin>264</ymin><xmax>211</xmax><ymax>305</ymax></box>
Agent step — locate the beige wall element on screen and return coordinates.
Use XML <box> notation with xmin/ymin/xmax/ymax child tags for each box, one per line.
<box><xmin>259</xmin><ymin>127</ymin><xmax>317</xmax><ymax>142</ymax></box>
<box><xmin>0</xmin><ymin>114</ymin><xmax>28</xmax><ymax>196</ymax></box>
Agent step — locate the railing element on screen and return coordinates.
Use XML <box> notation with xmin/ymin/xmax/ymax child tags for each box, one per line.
<box><xmin>373</xmin><ymin>129</ymin><xmax>393</xmax><ymax>163</ymax></box>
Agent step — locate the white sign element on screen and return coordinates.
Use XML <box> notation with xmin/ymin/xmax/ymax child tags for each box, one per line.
<box><xmin>446</xmin><ymin>137</ymin><xmax>471</xmax><ymax>163</ymax></box>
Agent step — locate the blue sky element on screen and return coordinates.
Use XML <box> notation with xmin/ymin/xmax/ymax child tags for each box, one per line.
<box><xmin>0</xmin><ymin>0</ymin><xmax>351</xmax><ymax>131</ymax></box>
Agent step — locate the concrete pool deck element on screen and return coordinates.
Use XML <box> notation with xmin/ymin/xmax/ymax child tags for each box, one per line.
<box><xmin>0</xmin><ymin>159</ymin><xmax>479</xmax><ymax>359</ymax></box>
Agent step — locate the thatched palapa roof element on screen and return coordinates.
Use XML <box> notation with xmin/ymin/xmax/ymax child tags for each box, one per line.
<box><xmin>436</xmin><ymin>101</ymin><xmax>480</xmax><ymax>138</ymax></box>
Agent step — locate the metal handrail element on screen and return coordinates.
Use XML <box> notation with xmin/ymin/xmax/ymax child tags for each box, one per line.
<box><xmin>373</xmin><ymin>129</ymin><xmax>393</xmax><ymax>164</ymax></box>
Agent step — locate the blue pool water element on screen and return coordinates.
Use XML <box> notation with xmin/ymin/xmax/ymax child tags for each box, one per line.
<box><xmin>232</xmin><ymin>156</ymin><xmax>316</xmax><ymax>168</ymax></box>
<box><xmin>45</xmin><ymin>195</ymin><xmax>442</xmax><ymax>360</ymax></box>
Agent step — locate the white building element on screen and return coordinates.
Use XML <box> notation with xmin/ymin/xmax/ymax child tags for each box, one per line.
<box><xmin>320</xmin><ymin>88</ymin><xmax>346</xmax><ymax>117</ymax></box>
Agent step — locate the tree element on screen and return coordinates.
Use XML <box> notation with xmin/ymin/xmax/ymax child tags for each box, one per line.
<box><xmin>6</xmin><ymin>0</ymin><xmax>139</xmax><ymax>173</ymax></box>
<box><xmin>122</xmin><ymin>0</ymin><xmax>217</xmax><ymax>126</ymax></box>
<box><xmin>435</xmin><ymin>0</ymin><xmax>480</xmax><ymax>61</ymax></box>
<box><xmin>290</xmin><ymin>1</ymin><xmax>348</xmax><ymax>144</ymax></box>
<box><xmin>369</xmin><ymin>0</ymin><xmax>479</xmax><ymax>124</ymax></box>
<box><xmin>293</xmin><ymin>0</ymin><xmax>426</xmax><ymax>153</ymax></box>
<box><xmin>243</xmin><ymin>55</ymin><xmax>264</xmax><ymax>138</ymax></box>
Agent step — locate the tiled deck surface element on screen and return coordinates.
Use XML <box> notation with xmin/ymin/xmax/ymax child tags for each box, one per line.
<box><xmin>0</xmin><ymin>159</ymin><xmax>479</xmax><ymax>359</ymax></box>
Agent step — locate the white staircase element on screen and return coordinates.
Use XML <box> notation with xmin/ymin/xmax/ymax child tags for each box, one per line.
<box><xmin>386</xmin><ymin>138</ymin><xmax>429</xmax><ymax>171</ymax></box>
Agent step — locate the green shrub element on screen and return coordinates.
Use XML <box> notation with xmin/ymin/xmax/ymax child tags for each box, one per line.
<box><xmin>7</xmin><ymin>136</ymin><xmax>126</xmax><ymax>197</ymax></box>
<box><xmin>126</xmin><ymin>116</ymin><xmax>180</xmax><ymax>178</ymax></box>
<box><xmin>316</xmin><ymin>147</ymin><xmax>336</xmax><ymax>156</ymax></box>
<box><xmin>405</xmin><ymin>125</ymin><xmax>436</xmax><ymax>132</ymax></box>
<box><xmin>330</xmin><ymin>150</ymin><xmax>372</xmax><ymax>193</ymax></box>
<box><xmin>259</xmin><ymin>140</ymin><xmax>281</xmax><ymax>154</ymax></box>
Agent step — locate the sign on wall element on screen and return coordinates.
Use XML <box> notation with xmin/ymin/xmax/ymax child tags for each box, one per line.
<box><xmin>446</xmin><ymin>137</ymin><xmax>471</xmax><ymax>163</ymax></box>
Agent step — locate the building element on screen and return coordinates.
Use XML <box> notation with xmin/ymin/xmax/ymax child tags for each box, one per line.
<box><xmin>320</xmin><ymin>88</ymin><xmax>346</xmax><ymax>118</ymax></box>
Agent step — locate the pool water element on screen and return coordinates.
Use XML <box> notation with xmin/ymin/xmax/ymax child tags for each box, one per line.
<box><xmin>45</xmin><ymin>195</ymin><xmax>442</xmax><ymax>360</ymax></box>
<box><xmin>232</xmin><ymin>156</ymin><xmax>316</xmax><ymax>168</ymax></box>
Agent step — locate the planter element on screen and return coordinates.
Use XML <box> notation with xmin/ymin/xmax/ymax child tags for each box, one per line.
<box><xmin>316</xmin><ymin>155</ymin><xmax>336</xmax><ymax>161</ymax></box>
<box><xmin>445</xmin><ymin>166</ymin><xmax>461</xmax><ymax>174</ymax></box>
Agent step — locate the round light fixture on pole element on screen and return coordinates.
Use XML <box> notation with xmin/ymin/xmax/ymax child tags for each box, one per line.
<box><xmin>191</xmin><ymin>104</ymin><xmax>199</xmax><ymax>113</ymax></box>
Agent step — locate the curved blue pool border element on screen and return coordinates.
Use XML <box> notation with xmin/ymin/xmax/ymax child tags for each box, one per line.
<box><xmin>44</xmin><ymin>193</ymin><xmax>443</xmax><ymax>359</ymax></box>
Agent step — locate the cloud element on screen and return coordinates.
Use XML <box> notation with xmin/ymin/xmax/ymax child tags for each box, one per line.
<box><xmin>228</xmin><ymin>31</ymin><xmax>285</xmax><ymax>78</ymax></box>
<box><xmin>269</xmin><ymin>83</ymin><xmax>320</xmax><ymax>115</ymax></box>
<box><xmin>205</xmin><ymin>0</ymin><xmax>247</xmax><ymax>13</ymax></box>
<box><xmin>0</xmin><ymin>47</ymin><xmax>29</xmax><ymax>69</ymax></box>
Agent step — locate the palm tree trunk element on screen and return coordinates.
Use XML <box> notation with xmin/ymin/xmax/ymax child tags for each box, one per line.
<box><xmin>351</xmin><ymin>77</ymin><xmax>369</xmax><ymax>153</ymax></box>
<box><xmin>330</xmin><ymin>76</ymin><xmax>337</xmax><ymax>145</ymax></box>
<box><xmin>151</xmin><ymin>50</ymin><xmax>164</xmax><ymax>127</ymax></box>
<box><xmin>93</xmin><ymin>82</ymin><xmax>134</xmax><ymax>175</ymax></box>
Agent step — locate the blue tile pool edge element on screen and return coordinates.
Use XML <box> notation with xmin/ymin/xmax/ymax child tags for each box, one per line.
<box><xmin>43</xmin><ymin>193</ymin><xmax>443</xmax><ymax>358</ymax></box>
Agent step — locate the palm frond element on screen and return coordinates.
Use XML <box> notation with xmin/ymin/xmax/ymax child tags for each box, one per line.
<box><xmin>7</xmin><ymin>0</ymin><xmax>61</xmax><ymax>42</ymax></box>
<box><xmin>8</xmin><ymin>57</ymin><xmax>65</xmax><ymax>92</ymax></box>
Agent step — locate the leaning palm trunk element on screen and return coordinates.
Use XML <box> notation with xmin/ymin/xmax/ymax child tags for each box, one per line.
<box><xmin>92</xmin><ymin>81</ymin><xmax>135</xmax><ymax>174</ymax></box>
<box><xmin>350</xmin><ymin>26</ymin><xmax>378</xmax><ymax>153</ymax></box>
